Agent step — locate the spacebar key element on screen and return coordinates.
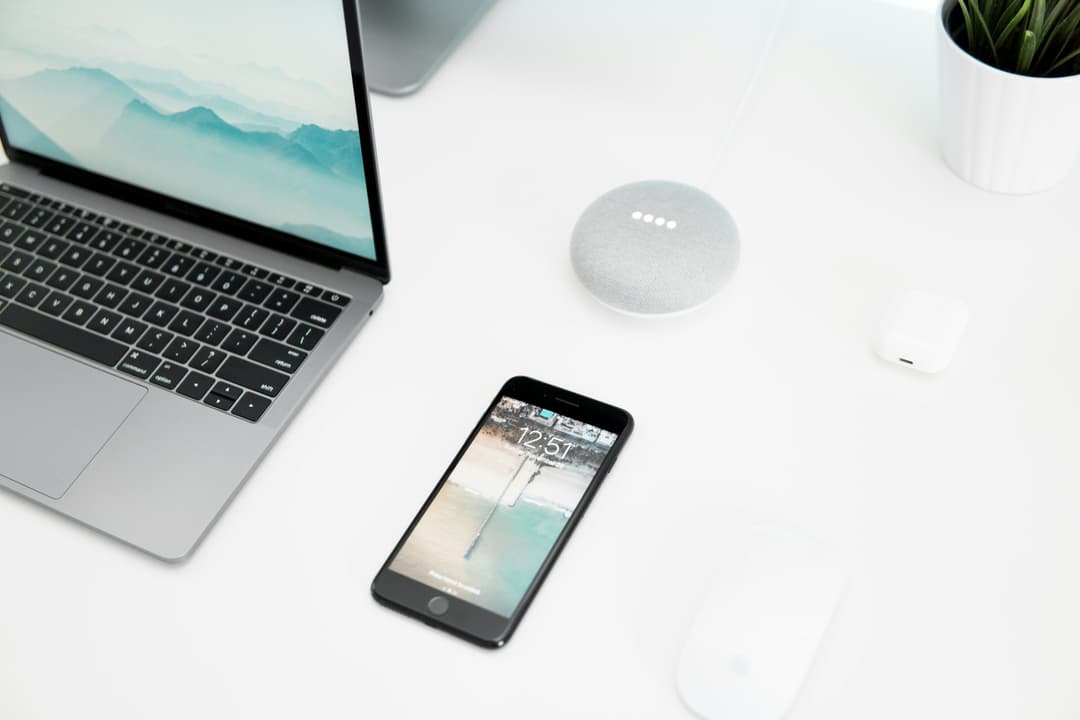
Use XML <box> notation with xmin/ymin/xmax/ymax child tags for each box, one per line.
<box><xmin>217</xmin><ymin>356</ymin><xmax>288</xmax><ymax>397</ymax></box>
<box><xmin>0</xmin><ymin>302</ymin><xmax>127</xmax><ymax>367</ymax></box>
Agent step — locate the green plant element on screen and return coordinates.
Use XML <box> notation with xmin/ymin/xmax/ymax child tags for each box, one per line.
<box><xmin>948</xmin><ymin>0</ymin><xmax>1080</xmax><ymax>76</ymax></box>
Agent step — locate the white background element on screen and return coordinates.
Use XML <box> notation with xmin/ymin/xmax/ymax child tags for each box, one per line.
<box><xmin>3</xmin><ymin>0</ymin><xmax>1080</xmax><ymax>718</ymax></box>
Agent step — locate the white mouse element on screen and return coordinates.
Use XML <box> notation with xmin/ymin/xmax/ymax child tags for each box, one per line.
<box><xmin>676</xmin><ymin>525</ymin><xmax>847</xmax><ymax>720</ymax></box>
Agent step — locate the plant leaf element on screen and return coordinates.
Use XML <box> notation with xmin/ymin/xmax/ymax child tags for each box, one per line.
<box><xmin>1030</xmin><ymin>0</ymin><xmax>1047</xmax><ymax>37</ymax></box>
<box><xmin>1018</xmin><ymin>28</ymin><xmax>1039</xmax><ymax>71</ymax></box>
<box><xmin>1047</xmin><ymin>44</ymin><xmax>1080</xmax><ymax>73</ymax></box>
<box><xmin>970</xmin><ymin>0</ymin><xmax>1002</xmax><ymax>63</ymax></box>
<box><xmin>996</xmin><ymin>0</ymin><xmax>1033</xmax><ymax>47</ymax></box>
<box><xmin>994</xmin><ymin>0</ymin><xmax>1028</xmax><ymax>36</ymax></box>
<box><xmin>1033</xmin><ymin>0</ymin><xmax>1075</xmax><ymax>66</ymax></box>
<box><xmin>1046</xmin><ymin>2</ymin><xmax>1080</xmax><ymax>68</ymax></box>
<box><xmin>956</xmin><ymin>0</ymin><xmax>978</xmax><ymax>50</ymax></box>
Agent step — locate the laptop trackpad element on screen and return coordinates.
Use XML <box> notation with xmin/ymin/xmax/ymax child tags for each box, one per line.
<box><xmin>0</xmin><ymin>331</ymin><xmax>145</xmax><ymax>499</ymax></box>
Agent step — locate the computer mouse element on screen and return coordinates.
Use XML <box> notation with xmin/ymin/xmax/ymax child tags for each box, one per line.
<box><xmin>676</xmin><ymin>525</ymin><xmax>847</xmax><ymax>720</ymax></box>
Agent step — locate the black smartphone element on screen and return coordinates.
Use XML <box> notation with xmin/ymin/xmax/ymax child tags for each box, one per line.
<box><xmin>371</xmin><ymin>376</ymin><xmax>633</xmax><ymax>648</ymax></box>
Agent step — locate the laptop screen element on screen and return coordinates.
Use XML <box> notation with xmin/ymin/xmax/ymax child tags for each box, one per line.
<box><xmin>0</xmin><ymin>1</ymin><xmax>378</xmax><ymax>263</ymax></box>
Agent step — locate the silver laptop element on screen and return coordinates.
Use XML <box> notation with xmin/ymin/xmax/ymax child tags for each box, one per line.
<box><xmin>0</xmin><ymin>1</ymin><xmax>389</xmax><ymax>560</ymax></box>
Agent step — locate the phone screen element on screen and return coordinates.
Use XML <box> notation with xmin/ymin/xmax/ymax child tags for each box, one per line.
<box><xmin>387</xmin><ymin>395</ymin><xmax>620</xmax><ymax>618</ymax></box>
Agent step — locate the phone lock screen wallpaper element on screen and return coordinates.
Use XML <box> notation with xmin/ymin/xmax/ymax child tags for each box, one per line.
<box><xmin>390</xmin><ymin>397</ymin><xmax>619</xmax><ymax>618</ymax></box>
<box><xmin>0</xmin><ymin>0</ymin><xmax>376</xmax><ymax>260</ymax></box>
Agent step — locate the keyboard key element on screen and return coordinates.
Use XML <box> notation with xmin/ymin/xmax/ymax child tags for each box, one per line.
<box><xmin>14</xmin><ymin>230</ymin><xmax>47</xmax><ymax>253</ymax></box>
<box><xmin>16</xmin><ymin>282</ymin><xmax>48</xmax><ymax>307</ymax></box>
<box><xmin>112</xmin><ymin>318</ymin><xmax>148</xmax><ymax>344</ymax></box>
<box><xmin>66</xmin><ymin>222</ymin><xmax>98</xmax><ymax>245</ymax></box>
<box><xmin>145</xmin><ymin>301</ymin><xmax>179</xmax><ymax>327</ymax></box>
<box><xmin>286</xmin><ymin>323</ymin><xmax>324</xmax><ymax>351</ymax></box>
<box><xmin>88</xmin><ymin>230</ymin><xmax>123</xmax><ymax>253</ymax></box>
<box><xmin>70</xmin><ymin>276</ymin><xmax>104</xmax><ymax>299</ymax></box>
<box><xmin>216</xmin><ymin>256</ymin><xmax>243</xmax><ymax>270</ymax></box>
<box><xmin>168</xmin><ymin>310</ymin><xmax>203</xmax><ymax>337</ymax></box>
<box><xmin>40</xmin><ymin>291</ymin><xmax>73</xmax><ymax>317</ymax></box>
<box><xmin>194</xmin><ymin>319</ymin><xmax>229</xmax><ymax>346</ymax></box>
<box><xmin>217</xmin><ymin>356</ymin><xmax>289</xmax><ymax>397</ymax></box>
<box><xmin>23</xmin><ymin>207</ymin><xmax>52</xmax><ymax>228</ymax></box>
<box><xmin>163</xmin><ymin>337</ymin><xmax>199</xmax><ymax>363</ymax></box>
<box><xmin>44</xmin><ymin>215</ymin><xmax>74</xmax><ymax>237</ymax></box>
<box><xmin>0</xmin><ymin>222</ymin><xmax>23</xmax><ymax>244</ymax></box>
<box><xmin>211</xmin><ymin>381</ymin><xmax>244</xmax><ymax>402</ymax></box>
<box><xmin>114</xmin><ymin>238</ymin><xmax>147</xmax><ymax>261</ymax></box>
<box><xmin>117</xmin><ymin>349</ymin><xmax>161</xmax><ymax>381</ymax></box>
<box><xmin>39</xmin><ymin>237</ymin><xmax>70</xmax><ymax>260</ymax></box>
<box><xmin>241</xmin><ymin>264</ymin><xmax>269</xmax><ymax>279</ymax></box>
<box><xmin>207</xmin><ymin>296</ymin><xmax>242</xmax><ymax>322</ymax></box>
<box><xmin>180</xmin><ymin>287</ymin><xmax>215</xmax><ymax>312</ymax></box>
<box><xmin>83</xmin><ymin>253</ymin><xmax>116</xmax><ymax>276</ymax></box>
<box><xmin>192</xmin><ymin>247</ymin><xmax>217</xmax><ymax>263</ymax></box>
<box><xmin>236</xmin><ymin>304</ymin><xmax>269</xmax><ymax>331</ymax></box>
<box><xmin>106</xmin><ymin>261</ymin><xmax>139</xmax><ymax>285</ymax></box>
<box><xmin>190</xmin><ymin>346</ymin><xmax>226</xmax><ymax>374</ymax></box>
<box><xmin>136</xmin><ymin>246</ymin><xmax>169</xmax><ymax>269</ymax></box>
<box><xmin>118</xmin><ymin>292</ymin><xmax>154</xmax><ymax>318</ymax></box>
<box><xmin>155</xmin><ymin>278</ymin><xmax>191</xmax><ymax>304</ymax></box>
<box><xmin>62</xmin><ymin>300</ymin><xmax>96</xmax><ymax>326</ymax></box>
<box><xmin>24</xmin><ymin>259</ymin><xmax>57</xmax><ymax>283</ymax></box>
<box><xmin>0</xmin><ymin>303</ymin><xmax>126</xmax><ymax>367</ymax></box>
<box><xmin>45</xmin><ymin>267</ymin><xmax>78</xmax><ymax>291</ymax></box>
<box><xmin>268</xmin><ymin>273</ymin><xmax>295</xmax><ymax>288</ymax></box>
<box><xmin>265</xmin><ymin>288</ymin><xmax>300</xmax><ymax>314</ymax></box>
<box><xmin>162</xmin><ymin>255</ymin><xmax>195</xmax><ymax>278</ymax></box>
<box><xmin>261</xmin><ymin>314</ymin><xmax>296</xmax><ymax>340</ymax></box>
<box><xmin>149</xmin><ymin>361</ymin><xmax>187</xmax><ymax>391</ymax></box>
<box><xmin>2</xmin><ymin>250</ymin><xmax>33</xmax><ymax>274</ymax></box>
<box><xmin>297</xmin><ymin>282</ymin><xmax>324</xmax><ymax>297</ymax></box>
<box><xmin>322</xmin><ymin>290</ymin><xmax>351</xmax><ymax>307</ymax></box>
<box><xmin>1</xmin><ymin>200</ymin><xmax>31</xmax><ymax>222</ymax></box>
<box><xmin>204</xmin><ymin>392</ymin><xmax>235</xmax><ymax>411</ymax></box>
<box><xmin>176</xmin><ymin>371</ymin><xmax>214</xmax><ymax>400</ymax></box>
<box><xmin>88</xmin><ymin>308</ymin><xmax>123</xmax><ymax>335</ymax></box>
<box><xmin>222</xmin><ymin>328</ymin><xmax>258</xmax><ymax>355</ymax></box>
<box><xmin>58</xmin><ymin>244</ymin><xmax>91</xmax><ymax>268</ymax></box>
<box><xmin>137</xmin><ymin>329</ymin><xmax>174</xmax><ymax>353</ymax></box>
<box><xmin>238</xmin><ymin>279</ymin><xmax>272</xmax><ymax>304</ymax></box>
<box><xmin>231</xmin><ymin>392</ymin><xmax>271</xmax><ymax>423</ymax></box>
<box><xmin>249</xmin><ymin>338</ymin><xmax>307</xmax><ymax>374</ymax></box>
<box><xmin>290</xmin><ymin>297</ymin><xmax>341</xmax><ymax>329</ymax></box>
<box><xmin>210</xmin><ymin>271</ymin><xmax>244</xmax><ymax>295</ymax></box>
<box><xmin>0</xmin><ymin>247</ymin><xmax>8</xmax><ymax>265</ymax></box>
<box><xmin>187</xmin><ymin>262</ymin><xmax>219</xmax><ymax>286</ymax></box>
<box><xmin>132</xmin><ymin>270</ymin><xmax>165</xmax><ymax>295</ymax></box>
<box><xmin>94</xmin><ymin>284</ymin><xmax>127</xmax><ymax>309</ymax></box>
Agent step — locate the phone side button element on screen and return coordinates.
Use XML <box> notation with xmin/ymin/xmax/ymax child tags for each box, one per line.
<box><xmin>427</xmin><ymin>596</ymin><xmax>449</xmax><ymax>616</ymax></box>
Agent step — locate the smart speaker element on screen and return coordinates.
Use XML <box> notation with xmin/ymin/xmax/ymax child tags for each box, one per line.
<box><xmin>570</xmin><ymin>181</ymin><xmax>739</xmax><ymax>315</ymax></box>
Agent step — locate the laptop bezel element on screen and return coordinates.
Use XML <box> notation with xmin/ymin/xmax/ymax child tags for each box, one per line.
<box><xmin>0</xmin><ymin>0</ymin><xmax>390</xmax><ymax>284</ymax></box>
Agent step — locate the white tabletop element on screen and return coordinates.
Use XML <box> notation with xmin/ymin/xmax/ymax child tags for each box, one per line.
<box><xmin>4</xmin><ymin>1</ymin><xmax>1080</xmax><ymax>717</ymax></box>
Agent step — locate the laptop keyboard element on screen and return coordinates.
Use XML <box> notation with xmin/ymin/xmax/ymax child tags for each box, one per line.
<box><xmin>0</xmin><ymin>182</ymin><xmax>350</xmax><ymax>423</ymax></box>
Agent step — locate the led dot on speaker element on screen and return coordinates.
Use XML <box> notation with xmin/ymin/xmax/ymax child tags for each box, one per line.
<box><xmin>631</xmin><ymin>211</ymin><xmax>642</xmax><ymax>220</ymax></box>
<box><xmin>643</xmin><ymin>214</ymin><xmax>654</xmax><ymax>222</ymax></box>
<box><xmin>655</xmin><ymin>217</ymin><xmax>665</xmax><ymax>226</ymax></box>
<box><xmin>667</xmin><ymin>220</ymin><xmax>677</xmax><ymax>229</ymax></box>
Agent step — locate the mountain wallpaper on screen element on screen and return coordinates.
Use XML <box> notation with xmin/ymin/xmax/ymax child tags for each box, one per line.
<box><xmin>0</xmin><ymin>66</ymin><xmax>374</xmax><ymax>259</ymax></box>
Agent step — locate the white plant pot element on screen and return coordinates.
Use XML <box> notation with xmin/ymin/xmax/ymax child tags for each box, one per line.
<box><xmin>938</xmin><ymin>0</ymin><xmax>1080</xmax><ymax>194</ymax></box>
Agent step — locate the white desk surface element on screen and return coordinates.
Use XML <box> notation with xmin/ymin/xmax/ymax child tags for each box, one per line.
<box><xmin>3</xmin><ymin>1</ymin><xmax>1080</xmax><ymax>718</ymax></box>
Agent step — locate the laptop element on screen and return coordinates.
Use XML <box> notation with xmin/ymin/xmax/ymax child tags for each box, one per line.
<box><xmin>0</xmin><ymin>1</ymin><xmax>389</xmax><ymax>560</ymax></box>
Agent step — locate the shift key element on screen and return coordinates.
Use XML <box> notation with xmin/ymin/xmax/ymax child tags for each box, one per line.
<box><xmin>217</xmin><ymin>356</ymin><xmax>288</xmax><ymax>397</ymax></box>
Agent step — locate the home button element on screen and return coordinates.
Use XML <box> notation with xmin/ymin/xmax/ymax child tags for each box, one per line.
<box><xmin>427</xmin><ymin>596</ymin><xmax>449</xmax><ymax>616</ymax></box>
